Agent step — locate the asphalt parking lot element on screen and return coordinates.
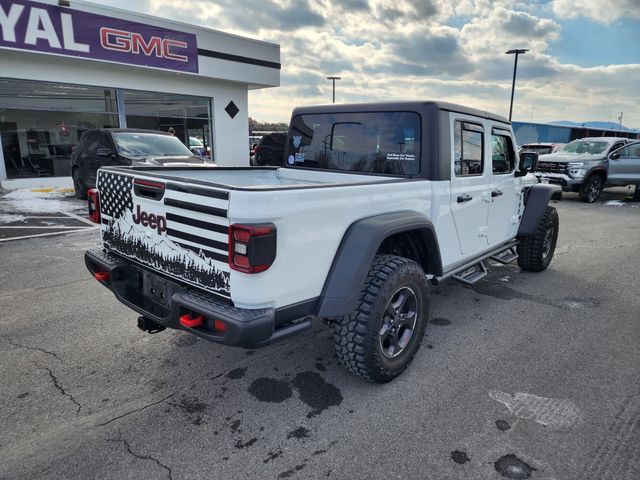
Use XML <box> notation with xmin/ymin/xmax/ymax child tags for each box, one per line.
<box><xmin>0</xmin><ymin>188</ymin><xmax>638</xmax><ymax>480</ymax></box>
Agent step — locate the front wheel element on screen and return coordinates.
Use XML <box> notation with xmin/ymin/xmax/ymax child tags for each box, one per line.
<box><xmin>579</xmin><ymin>175</ymin><xmax>603</xmax><ymax>203</ymax></box>
<box><xmin>333</xmin><ymin>255</ymin><xmax>430</xmax><ymax>383</ymax></box>
<box><xmin>517</xmin><ymin>206</ymin><xmax>559</xmax><ymax>272</ymax></box>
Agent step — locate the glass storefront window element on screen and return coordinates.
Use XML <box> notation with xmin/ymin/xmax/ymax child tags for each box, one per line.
<box><xmin>123</xmin><ymin>89</ymin><xmax>213</xmax><ymax>160</ymax></box>
<box><xmin>0</xmin><ymin>78</ymin><xmax>119</xmax><ymax>178</ymax></box>
<box><xmin>1</xmin><ymin>109</ymin><xmax>119</xmax><ymax>178</ymax></box>
<box><xmin>1</xmin><ymin>78</ymin><xmax>214</xmax><ymax>179</ymax></box>
<box><xmin>0</xmin><ymin>79</ymin><xmax>117</xmax><ymax>113</ymax></box>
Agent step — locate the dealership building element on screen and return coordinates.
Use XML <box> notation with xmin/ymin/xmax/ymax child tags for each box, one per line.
<box><xmin>0</xmin><ymin>0</ymin><xmax>280</xmax><ymax>188</ymax></box>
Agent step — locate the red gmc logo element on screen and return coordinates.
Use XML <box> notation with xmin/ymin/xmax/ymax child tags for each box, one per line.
<box><xmin>100</xmin><ymin>27</ymin><xmax>189</xmax><ymax>62</ymax></box>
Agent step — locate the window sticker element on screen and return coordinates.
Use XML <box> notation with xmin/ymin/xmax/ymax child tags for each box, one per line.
<box><xmin>386</xmin><ymin>153</ymin><xmax>416</xmax><ymax>161</ymax></box>
<box><xmin>295</xmin><ymin>153</ymin><xmax>305</xmax><ymax>162</ymax></box>
<box><xmin>293</xmin><ymin>135</ymin><xmax>302</xmax><ymax>148</ymax></box>
<box><xmin>287</xmin><ymin>155</ymin><xmax>295</xmax><ymax>165</ymax></box>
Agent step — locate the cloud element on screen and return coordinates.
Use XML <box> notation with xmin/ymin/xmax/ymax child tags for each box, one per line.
<box><xmin>86</xmin><ymin>0</ymin><xmax>639</xmax><ymax>127</ymax></box>
<box><xmin>552</xmin><ymin>0</ymin><xmax>640</xmax><ymax>24</ymax></box>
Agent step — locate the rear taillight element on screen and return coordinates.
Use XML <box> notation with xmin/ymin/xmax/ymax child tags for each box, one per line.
<box><xmin>229</xmin><ymin>224</ymin><xmax>276</xmax><ymax>273</ymax></box>
<box><xmin>87</xmin><ymin>189</ymin><xmax>100</xmax><ymax>223</ymax></box>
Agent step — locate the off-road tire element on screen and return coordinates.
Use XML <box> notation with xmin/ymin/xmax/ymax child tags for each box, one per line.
<box><xmin>579</xmin><ymin>174</ymin><xmax>604</xmax><ymax>203</ymax></box>
<box><xmin>517</xmin><ymin>206</ymin><xmax>559</xmax><ymax>272</ymax></box>
<box><xmin>333</xmin><ymin>255</ymin><xmax>430</xmax><ymax>383</ymax></box>
<box><xmin>72</xmin><ymin>168</ymin><xmax>88</xmax><ymax>200</ymax></box>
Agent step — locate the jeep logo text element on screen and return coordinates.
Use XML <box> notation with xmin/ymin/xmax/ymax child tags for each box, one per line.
<box><xmin>132</xmin><ymin>205</ymin><xmax>167</xmax><ymax>235</ymax></box>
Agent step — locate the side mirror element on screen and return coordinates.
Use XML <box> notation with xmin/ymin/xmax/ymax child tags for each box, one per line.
<box><xmin>609</xmin><ymin>152</ymin><xmax>620</xmax><ymax>160</ymax></box>
<box><xmin>96</xmin><ymin>148</ymin><xmax>113</xmax><ymax>158</ymax></box>
<box><xmin>516</xmin><ymin>151</ymin><xmax>538</xmax><ymax>176</ymax></box>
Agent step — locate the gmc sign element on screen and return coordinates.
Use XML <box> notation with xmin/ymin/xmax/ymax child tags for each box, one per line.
<box><xmin>0</xmin><ymin>0</ymin><xmax>199</xmax><ymax>73</ymax></box>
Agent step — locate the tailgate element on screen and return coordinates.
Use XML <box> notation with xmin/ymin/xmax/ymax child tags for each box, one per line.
<box><xmin>97</xmin><ymin>169</ymin><xmax>231</xmax><ymax>299</ymax></box>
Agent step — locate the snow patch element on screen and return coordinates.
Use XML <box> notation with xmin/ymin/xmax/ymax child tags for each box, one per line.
<box><xmin>604</xmin><ymin>200</ymin><xmax>625</xmax><ymax>206</ymax></box>
<box><xmin>1</xmin><ymin>189</ymin><xmax>78</xmax><ymax>213</ymax></box>
<box><xmin>0</xmin><ymin>213</ymin><xmax>26</xmax><ymax>224</ymax></box>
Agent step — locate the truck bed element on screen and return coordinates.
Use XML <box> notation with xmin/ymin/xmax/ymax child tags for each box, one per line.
<box><xmin>106</xmin><ymin>166</ymin><xmax>400</xmax><ymax>190</ymax></box>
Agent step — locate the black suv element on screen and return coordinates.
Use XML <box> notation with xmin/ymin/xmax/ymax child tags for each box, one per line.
<box><xmin>252</xmin><ymin>133</ymin><xmax>287</xmax><ymax>166</ymax></box>
<box><xmin>71</xmin><ymin>129</ymin><xmax>209</xmax><ymax>199</ymax></box>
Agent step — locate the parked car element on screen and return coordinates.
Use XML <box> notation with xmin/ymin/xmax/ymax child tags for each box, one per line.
<box><xmin>534</xmin><ymin>137</ymin><xmax>633</xmax><ymax>202</ymax></box>
<box><xmin>189</xmin><ymin>136</ymin><xmax>212</xmax><ymax>160</ymax></box>
<box><xmin>85</xmin><ymin>101</ymin><xmax>560</xmax><ymax>383</ymax></box>
<box><xmin>519</xmin><ymin>142</ymin><xmax>564</xmax><ymax>155</ymax></box>
<box><xmin>253</xmin><ymin>132</ymin><xmax>287</xmax><ymax>166</ymax></box>
<box><xmin>71</xmin><ymin>129</ymin><xmax>211</xmax><ymax>199</ymax></box>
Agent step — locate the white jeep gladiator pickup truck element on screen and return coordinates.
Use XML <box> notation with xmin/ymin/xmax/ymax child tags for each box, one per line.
<box><xmin>85</xmin><ymin>101</ymin><xmax>561</xmax><ymax>382</ymax></box>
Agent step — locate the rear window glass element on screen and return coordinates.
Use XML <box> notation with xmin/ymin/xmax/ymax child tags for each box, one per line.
<box><xmin>285</xmin><ymin>112</ymin><xmax>421</xmax><ymax>175</ymax></box>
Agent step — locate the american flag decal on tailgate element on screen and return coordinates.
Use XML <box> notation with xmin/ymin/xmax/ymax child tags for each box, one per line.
<box><xmin>97</xmin><ymin>171</ymin><xmax>231</xmax><ymax>298</ymax></box>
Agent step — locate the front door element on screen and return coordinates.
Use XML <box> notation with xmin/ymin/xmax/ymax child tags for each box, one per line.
<box><xmin>608</xmin><ymin>143</ymin><xmax>640</xmax><ymax>185</ymax></box>
<box><xmin>450</xmin><ymin>119</ymin><xmax>491</xmax><ymax>256</ymax></box>
<box><xmin>487</xmin><ymin>129</ymin><xmax>519</xmax><ymax>246</ymax></box>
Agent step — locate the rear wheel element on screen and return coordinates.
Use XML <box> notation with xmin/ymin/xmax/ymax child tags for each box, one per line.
<box><xmin>333</xmin><ymin>255</ymin><xmax>430</xmax><ymax>383</ymax></box>
<box><xmin>579</xmin><ymin>175</ymin><xmax>603</xmax><ymax>203</ymax></box>
<box><xmin>72</xmin><ymin>168</ymin><xmax>88</xmax><ymax>200</ymax></box>
<box><xmin>517</xmin><ymin>206</ymin><xmax>559</xmax><ymax>272</ymax></box>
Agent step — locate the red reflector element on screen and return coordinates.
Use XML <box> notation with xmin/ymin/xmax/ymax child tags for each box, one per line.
<box><xmin>134</xmin><ymin>179</ymin><xmax>165</xmax><ymax>189</ymax></box>
<box><xmin>94</xmin><ymin>271</ymin><xmax>109</xmax><ymax>282</ymax></box>
<box><xmin>214</xmin><ymin>319</ymin><xmax>227</xmax><ymax>332</ymax></box>
<box><xmin>233</xmin><ymin>254</ymin><xmax>250</xmax><ymax>269</ymax></box>
<box><xmin>179</xmin><ymin>314</ymin><xmax>203</xmax><ymax>328</ymax></box>
<box><xmin>87</xmin><ymin>189</ymin><xmax>100</xmax><ymax>223</ymax></box>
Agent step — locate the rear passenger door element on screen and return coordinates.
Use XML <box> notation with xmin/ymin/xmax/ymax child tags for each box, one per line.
<box><xmin>449</xmin><ymin>118</ymin><xmax>491</xmax><ymax>255</ymax></box>
<box><xmin>487</xmin><ymin>128</ymin><xmax>518</xmax><ymax>245</ymax></box>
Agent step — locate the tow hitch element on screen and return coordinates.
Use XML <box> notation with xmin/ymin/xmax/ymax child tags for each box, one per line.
<box><xmin>137</xmin><ymin>316</ymin><xmax>166</xmax><ymax>334</ymax></box>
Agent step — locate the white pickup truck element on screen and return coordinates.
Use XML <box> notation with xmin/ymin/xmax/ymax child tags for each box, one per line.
<box><xmin>85</xmin><ymin>101</ymin><xmax>561</xmax><ymax>382</ymax></box>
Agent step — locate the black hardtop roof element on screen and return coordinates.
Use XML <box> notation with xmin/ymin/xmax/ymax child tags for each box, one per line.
<box><xmin>291</xmin><ymin>101</ymin><xmax>510</xmax><ymax>124</ymax></box>
<box><xmin>84</xmin><ymin>128</ymin><xmax>173</xmax><ymax>136</ymax></box>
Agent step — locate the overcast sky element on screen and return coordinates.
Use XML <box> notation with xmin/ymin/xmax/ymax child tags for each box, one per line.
<box><xmin>90</xmin><ymin>0</ymin><xmax>640</xmax><ymax>127</ymax></box>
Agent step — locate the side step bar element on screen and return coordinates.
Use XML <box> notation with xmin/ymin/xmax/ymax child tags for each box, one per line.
<box><xmin>432</xmin><ymin>240</ymin><xmax>519</xmax><ymax>285</ymax></box>
<box><xmin>452</xmin><ymin>262</ymin><xmax>487</xmax><ymax>285</ymax></box>
<box><xmin>490</xmin><ymin>247</ymin><xmax>518</xmax><ymax>265</ymax></box>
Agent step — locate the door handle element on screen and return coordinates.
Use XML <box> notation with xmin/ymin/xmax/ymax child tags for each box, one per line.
<box><xmin>457</xmin><ymin>194</ymin><xmax>473</xmax><ymax>203</ymax></box>
<box><xmin>491</xmin><ymin>190</ymin><xmax>503</xmax><ymax>197</ymax></box>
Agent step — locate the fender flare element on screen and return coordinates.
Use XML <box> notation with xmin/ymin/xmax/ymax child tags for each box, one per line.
<box><xmin>517</xmin><ymin>184</ymin><xmax>562</xmax><ymax>237</ymax></box>
<box><xmin>314</xmin><ymin>211</ymin><xmax>442</xmax><ymax>318</ymax></box>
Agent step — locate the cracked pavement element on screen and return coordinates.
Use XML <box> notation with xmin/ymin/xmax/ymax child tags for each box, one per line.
<box><xmin>1</xmin><ymin>188</ymin><xmax>639</xmax><ymax>479</ymax></box>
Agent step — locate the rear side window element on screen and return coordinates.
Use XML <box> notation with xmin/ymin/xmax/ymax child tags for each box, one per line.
<box><xmin>454</xmin><ymin>121</ymin><xmax>484</xmax><ymax>176</ymax></box>
<box><xmin>491</xmin><ymin>131</ymin><xmax>515</xmax><ymax>174</ymax></box>
<box><xmin>83</xmin><ymin>132</ymin><xmax>101</xmax><ymax>154</ymax></box>
<box><xmin>286</xmin><ymin>112</ymin><xmax>421</xmax><ymax>175</ymax></box>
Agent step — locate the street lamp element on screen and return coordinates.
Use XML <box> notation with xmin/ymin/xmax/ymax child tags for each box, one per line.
<box><xmin>326</xmin><ymin>76</ymin><xmax>341</xmax><ymax>103</ymax></box>
<box><xmin>505</xmin><ymin>49</ymin><xmax>528</xmax><ymax>121</ymax></box>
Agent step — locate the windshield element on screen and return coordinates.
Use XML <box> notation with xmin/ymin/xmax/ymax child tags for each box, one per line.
<box><xmin>113</xmin><ymin>133</ymin><xmax>193</xmax><ymax>157</ymax></box>
<box><xmin>286</xmin><ymin>111</ymin><xmax>421</xmax><ymax>175</ymax></box>
<box><xmin>557</xmin><ymin>140</ymin><xmax>610</xmax><ymax>155</ymax></box>
<box><xmin>190</xmin><ymin>137</ymin><xmax>203</xmax><ymax>147</ymax></box>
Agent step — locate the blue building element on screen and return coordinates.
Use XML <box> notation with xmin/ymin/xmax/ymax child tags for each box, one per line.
<box><xmin>512</xmin><ymin>121</ymin><xmax>639</xmax><ymax>147</ymax></box>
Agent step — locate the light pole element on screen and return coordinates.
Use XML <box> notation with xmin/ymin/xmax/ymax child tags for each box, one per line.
<box><xmin>326</xmin><ymin>76</ymin><xmax>341</xmax><ymax>103</ymax></box>
<box><xmin>505</xmin><ymin>49</ymin><xmax>528</xmax><ymax>121</ymax></box>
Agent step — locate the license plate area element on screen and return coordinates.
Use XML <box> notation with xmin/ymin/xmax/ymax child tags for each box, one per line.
<box><xmin>141</xmin><ymin>270</ymin><xmax>179</xmax><ymax>308</ymax></box>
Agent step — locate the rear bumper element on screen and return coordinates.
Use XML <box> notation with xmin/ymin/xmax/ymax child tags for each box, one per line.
<box><xmin>85</xmin><ymin>248</ymin><xmax>311</xmax><ymax>347</ymax></box>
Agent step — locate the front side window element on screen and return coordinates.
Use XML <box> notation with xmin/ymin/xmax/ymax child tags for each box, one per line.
<box><xmin>285</xmin><ymin>112</ymin><xmax>421</xmax><ymax>175</ymax></box>
<box><xmin>616</xmin><ymin>144</ymin><xmax>640</xmax><ymax>157</ymax></box>
<box><xmin>454</xmin><ymin>121</ymin><xmax>484</xmax><ymax>176</ymax></box>
<box><xmin>491</xmin><ymin>133</ymin><xmax>515</xmax><ymax>174</ymax></box>
<box><xmin>113</xmin><ymin>133</ymin><xmax>194</xmax><ymax>157</ymax></box>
